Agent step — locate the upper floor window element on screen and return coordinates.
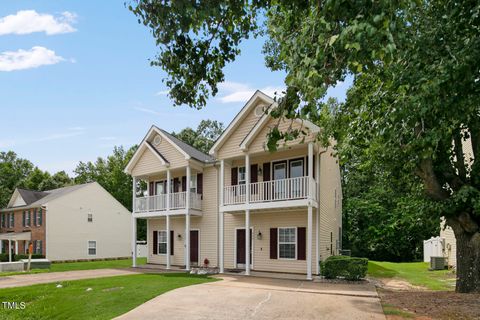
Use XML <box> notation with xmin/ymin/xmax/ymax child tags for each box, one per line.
<box><xmin>0</xmin><ymin>213</ymin><xmax>5</xmax><ymax>228</ymax></box>
<box><xmin>238</xmin><ymin>167</ymin><xmax>246</xmax><ymax>185</ymax></box>
<box><xmin>88</xmin><ymin>241</ymin><xmax>96</xmax><ymax>255</ymax></box>
<box><xmin>24</xmin><ymin>210</ymin><xmax>31</xmax><ymax>227</ymax></box>
<box><xmin>9</xmin><ymin>213</ymin><xmax>14</xmax><ymax>228</ymax></box>
<box><xmin>36</xmin><ymin>208</ymin><xmax>43</xmax><ymax>226</ymax></box>
<box><xmin>87</xmin><ymin>213</ymin><xmax>93</xmax><ymax>222</ymax></box>
<box><xmin>190</xmin><ymin>174</ymin><xmax>197</xmax><ymax>194</ymax></box>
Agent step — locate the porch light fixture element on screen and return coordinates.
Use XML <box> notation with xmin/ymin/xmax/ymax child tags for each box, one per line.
<box><xmin>257</xmin><ymin>231</ymin><xmax>262</xmax><ymax>240</ymax></box>
<box><xmin>258</xmin><ymin>167</ymin><xmax>263</xmax><ymax>176</ymax></box>
<box><xmin>177</xmin><ymin>234</ymin><xmax>182</xmax><ymax>240</ymax></box>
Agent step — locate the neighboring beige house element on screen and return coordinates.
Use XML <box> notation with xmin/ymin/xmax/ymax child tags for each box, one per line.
<box><xmin>125</xmin><ymin>91</ymin><xmax>343</xmax><ymax>280</ymax></box>
<box><xmin>0</xmin><ymin>182</ymin><xmax>132</xmax><ymax>262</ymax></box>
<box><xmin>438</xmin><ymin>135</ymin><xmax>474</xmax><ymax>268</ymax></box>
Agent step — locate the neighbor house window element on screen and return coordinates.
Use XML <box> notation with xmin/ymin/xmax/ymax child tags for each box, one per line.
<box><xmin>9</xmin><ymin>213</ymin><xmax>14</xmax><ymax>228</ymax></box>
<box><xmin>157</xmin><ymin>231</ymin><xmax>167</xmax><ymax>254</ymax></box>
<box><xmin>36</xmin><ymin>208</ymin><xmax>43</xmax><ymax>226</ymax></box>
<box><xmin>34</xmin><ymin>240</ymin><xmax>42</xmax><ymax>254</ymax></box>
<box><xmin>25</xmin><ymin>210</ymin><xmax>31</xmax><ymax>227</ymax></box>
<box><xmin>278</xmin><ymin>227</ymin><xmax>296</xmax><ymax>259</ymax></box>
<box><xmin>1</xmin><ymin>213</ymin><xmax>5</xmax><ymax>228</ymax></box>
<box><xmin>88</xmin><ymin>241</ymin><xmax>96</xmax><ymax>255</ymax></box>
<box><xmin>88</xmin><ymin>213</ymin><xmax>93</xmax><ymax>222</ymax></box>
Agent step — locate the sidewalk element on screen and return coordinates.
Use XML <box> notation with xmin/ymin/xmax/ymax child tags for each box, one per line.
<box><xmin>0</xmin><ymin>269</ymin><xmax>140</xmax><ymax>289</ymax></box>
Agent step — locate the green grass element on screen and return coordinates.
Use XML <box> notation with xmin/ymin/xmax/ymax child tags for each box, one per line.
<box><xmin>0</xmin><ymin>258</ymin><xmax>147</xmax><ymax>277</ymax></box>
<box><xmin>0</xmin><ymin>273</ymin><xmax>215</xmax><ymax>320</ymax></box>
<box><xmin>381</xmin><ymin>303</ymin><xmax>414</xmax><ymax>318</ymax></box>
<box><xmin>368</xmin><ymin>261</ymin><xmax>455</xmax><ymax>291</ymax></box>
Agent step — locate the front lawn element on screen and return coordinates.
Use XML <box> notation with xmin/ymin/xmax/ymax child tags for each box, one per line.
<box><xmin>0</xmin><ymin>273</ymin><xmax>215</xmax><ymax>319</ymax></box>
<box><xmin>0</xmin><ymin>258</ymin><xmax>147</xmax><ymax>277</ymax></box>
<box><xmin>368</xmin><ymin>261</ymin><xmax>455</xmax><ymax>291</ymax></box>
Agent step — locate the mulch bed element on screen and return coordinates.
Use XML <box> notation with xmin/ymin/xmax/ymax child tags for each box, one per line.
<box><xmin>379</xmin><ymin>289</ymin><xmax>480</xmax><ymax>319</ymax></box>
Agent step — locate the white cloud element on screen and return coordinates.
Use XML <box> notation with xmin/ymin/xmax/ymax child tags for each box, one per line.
<box><xmin>0</xmin><ymin>46</ymin><xmax>65</xmax><ymax>72</ymax></box>
<box><xmin>217</xmin><ymin>81</ymin><xmax>284</xmax><ymax>103</ymax></box>
<box><xmin>155</xmin><ymin>90</ymin><xmax>170</xmax><ymax>96</ymax></box>
<box><xmin>99</xmin><ymin>136</ymin><xmax>116</xmax><ymax>141</ymax></box>
<box><xmin>133</xmin><ymin>106</ymin><xmax>162</xmax><ymax>116</ymax></box>
<box><xmin>0</xmin><ymin>128</ymin><xmax>85</xmax><ymax>148</ymax></box>
<box><xmin>0</xmin><ymin>10</ymin><xmax>77</xmax><ymax>36</ymax></box>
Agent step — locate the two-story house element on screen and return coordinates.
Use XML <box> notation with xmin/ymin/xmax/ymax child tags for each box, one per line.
<box><xmin>125</xmin><ymin>91</ymin><xmax>343</xmax><ymax>280</ymax></box>
<box><xmin>0</xmin><ymin>182</ymin><xmax>132</xmax><ymax>262</ymax></box>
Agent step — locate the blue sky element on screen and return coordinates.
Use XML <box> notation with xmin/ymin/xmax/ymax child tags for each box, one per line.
<box><xmin>0</xmin><ymin>1</ymin><xmax>350</xmax><ymax>175</ymax></box>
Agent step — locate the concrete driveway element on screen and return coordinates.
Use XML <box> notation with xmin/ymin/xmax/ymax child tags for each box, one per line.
<box><xmin>117</xmin><ymin>275</ymin><xmax>385</xmax><ymax>320</ymax></box>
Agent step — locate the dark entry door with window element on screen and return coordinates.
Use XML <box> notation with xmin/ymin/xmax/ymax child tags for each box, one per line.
<box><xmin>273</xmin><ymin>161</ymin><xmax>287</xmax><ymax>199</ymax></box>
<box><xmin>190</xmin><ymin>230</ymin><xmax>199</xmax><ymax>265</ymax></box>
<box><xmin>236</xmin><ymin>228</ymin><xmax>252</xmax><ymax>267</ymax></box>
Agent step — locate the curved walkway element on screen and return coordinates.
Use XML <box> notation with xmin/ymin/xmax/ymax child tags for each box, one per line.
<box><xmin>116</xmin><ymin>275</ymin><xmax>385</xmax><ymax>320</ymax></box>
<box><xmin>0</xmin><ymin>269</ymin><xmax>140</xmax><ymax>289</ymax></box>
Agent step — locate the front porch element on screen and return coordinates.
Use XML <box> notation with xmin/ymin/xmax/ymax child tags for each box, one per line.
<box><xmin>0</xmin><ymin>231</ymin><xmax>31</xmax><ymax>262</ymax></box>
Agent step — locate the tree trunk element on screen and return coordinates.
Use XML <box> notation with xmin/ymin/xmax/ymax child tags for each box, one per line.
<box><xmin>450</xmin><ymin>218</ymin><xmax>480</xmax><ymax>293</ymax></box>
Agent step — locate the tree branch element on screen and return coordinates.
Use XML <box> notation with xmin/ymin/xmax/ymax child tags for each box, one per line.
<box><xmin>415</xmin><ymin>158</ymin><xmax>449</xmax><ymax>201</ymax></box>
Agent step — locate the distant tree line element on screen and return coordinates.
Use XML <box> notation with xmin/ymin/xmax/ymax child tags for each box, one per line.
<box><xmin>0</xmin><ymin>120</ymin><xmax>224</xmax><ymax>241</ymax></box>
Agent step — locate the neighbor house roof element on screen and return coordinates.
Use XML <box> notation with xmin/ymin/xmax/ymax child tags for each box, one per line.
<box><xmin>2</xmin><ymin>183</ymin><xmax>94</xmax><ymax>212</ymax></box>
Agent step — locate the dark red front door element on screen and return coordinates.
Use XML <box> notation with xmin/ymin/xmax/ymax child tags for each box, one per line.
<box><xmin>190</xmin><ymin>230</ymin><xmax>199</xmax><ymax>265</ymax></box>
<box><xmin>236</xmin><ymin>229</ymin><xmax>252</xmax><ymax>265</ymax></box>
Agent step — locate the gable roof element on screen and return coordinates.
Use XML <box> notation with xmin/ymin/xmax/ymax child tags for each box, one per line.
<box><xmin>209</xmin><ymin>90</ymin><xmax>274</xmax><ymax>156</ymax></box>
<box><xmin>3</xmin><ymin>183</ymin><xmax>93</xmax><ymax>211</ymax></box>
<box><xmin>155</xmin><ymin>127</ymin><xmax>214</xmax><ymax>163</ymax></box>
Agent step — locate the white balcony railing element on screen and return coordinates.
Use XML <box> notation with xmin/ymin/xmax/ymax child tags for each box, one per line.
<box><xmin>224</xmin><ymin>176</ymin><xmax>316</xmax><ymax>206</ymax></box>
<box><xmin>134</xmin><ymin>192</ymin><xmax>202</xmax><ymax>213</ymax></box>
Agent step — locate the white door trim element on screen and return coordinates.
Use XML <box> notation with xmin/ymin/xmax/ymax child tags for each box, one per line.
<box><xmin>234</xmin><ymin>227</ymin><xmax>254</xmax><ymax>269</ymax></box>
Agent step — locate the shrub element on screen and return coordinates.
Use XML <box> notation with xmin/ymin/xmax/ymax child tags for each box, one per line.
<box><xmin>13</xmin><ymin>254</ymin><xmax>45</xmax><ymax>261</ymax></box>
<box><xmin>321</xmin><ymin>256</ymin><xmax>368</xmax><ymax>280</ymax></box>
<box><xmin>0</xmin><ymin>253</ymin><xmax>8</xmax><ymax>262</ymax></box>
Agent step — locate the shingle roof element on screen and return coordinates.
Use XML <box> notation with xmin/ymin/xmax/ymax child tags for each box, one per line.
<box><xmin>156</xmin><ymin>127</ymin><xmax>215</xmax><ymax>163</ymax></box>
<box><xmin>3</xmin><ymin>183</ymin><xmax>93</xmax><ymax>211</ymax></box>
<box><xmin>17</xmin><ymin>189</ymin><xmax>49</xmax><ymax>205</ymax></box>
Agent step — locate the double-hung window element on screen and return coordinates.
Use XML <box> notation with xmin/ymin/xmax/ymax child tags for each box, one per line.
<box><xmin>87</xmin><ymin>213</ymin><xmax>93</xmax><ymax>222</ymax></box>
<box><xmin>25</xmin><ymin>210</ymin><xmax>31</xmax><ymax>227</ymax></box>
<box><xmin>190</xmin><ymin>174</ymin><xmax>197</xmax><ymax>194</ymax></box>
<box><xmin>278</xmin><ymin>227</ymin><xmax>296</xmax><ymax>259</ymax></box>
<box><xmin>157</xmin><ymin>231</ymin><xmax>167</xmax><ymax>254</ymax></box>
<box><xmin>88</xmin><ymin>241</ymin><xmax>96</xmax><ymax>255</ymax></box>
<box><xmin>9</xmin><ymin>213</ymin><xmax>14</xmax><ymax>228</ymax></box>
<box><xmin>34</xmin><ymin>240</ymin><xmax>43</xmax><ymax>254</ymax></box>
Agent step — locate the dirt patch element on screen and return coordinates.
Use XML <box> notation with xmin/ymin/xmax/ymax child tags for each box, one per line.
<box><xmin>372</xmin><ymin>277</ymin><xmax>427</xmax><ymax>291</ymax></box>
<box><xmin>379</xmin><ymin>289</ymin><xmax>480</xmax><ymax>320</ymax></box>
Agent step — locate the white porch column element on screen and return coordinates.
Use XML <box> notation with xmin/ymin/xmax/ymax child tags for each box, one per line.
<box><xmin>245</xmin><ymin>154</ymin><xmax>251</xmax><ymax>275</ymax></box>
<box><xmin>307</xmin><ymin>206</ymin><xmax>313</xmax><ymax>280</ymax></box>
<box><xmin>308</xmin><ymin>142</ymin><xmax>314</xmax><ymax>199</ymax></box>
<box><xmin>166</xmin><ymin>169</ymin><xmax>171</xmax><ymax>269</ymax></box>
<box><xmin>8</xmin><ymin>239</ymin><xmax>11</xmax><ymax>262</ymax></box>
<box><xmin>14</xmin><ymin>240</ymin><xmax>18</xmax><ymax>255</ymax></box>
<box><xmin>0</xmin><ymin>239</ymin><xmax>3</xmax><ymax>254</ymax></box>
<box><xmin>185</xmin><ymin>165</ymin><xmax>191</xmax><ymax>270</ymax></box>
<box><xmin>219</xmin><ymin>159</ymin><xmax>225</xmax><ymax>273</ymax></box>
<box><xmin>315</xmin><ymin>151</ymin><xmax>320</xmax><ymax>275</ymax></box>
<box><xmin>132</xmin><ymin>176</ymin><xmax>137</xmax><ymax>267</ymax></box>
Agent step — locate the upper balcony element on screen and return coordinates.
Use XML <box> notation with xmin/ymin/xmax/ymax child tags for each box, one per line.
<box><xmin>223</xmin><ymin>176</ymin><xmax>316</xmax><ymax>211</ymax></box>
<box><xmin>134</xmin><ymin>192</ymin><xmax>202</xmax><ymax>214</ymax></box>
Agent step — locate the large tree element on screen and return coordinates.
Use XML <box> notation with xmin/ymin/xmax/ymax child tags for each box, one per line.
<box><xmin>172</xmin><ymin>119</ymin><xmax>224</xmax><ymax>154</ymax></box>
<box><xmin>131</xmin><ymin>1</ymin><xmax>480</xmax><ymax>292</ymax></box>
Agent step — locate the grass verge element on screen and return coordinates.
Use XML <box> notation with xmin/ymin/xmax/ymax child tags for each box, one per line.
<box><xmin>368</xmin><ymin>261</ymin><xmax>455</xmax><ymax>291</ymax></box>
<box><xmin>0</xmin><ymin>273</ymin><xmax>215</xmax><ymax>319</ymax></box>
<box><xmin>0</xmin><ymin>258</ymin><xmax>147</xmax><ymax>277</ymax></box>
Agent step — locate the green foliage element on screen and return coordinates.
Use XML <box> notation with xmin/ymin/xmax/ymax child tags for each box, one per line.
<box><xmin>172</xmin><ymin>119</ymin><xmax>224</xmax><ymax>154</ymax></box>
<box><xmin>0</xmin><ymin>152</ymin><xmax>72</xmax><ymax>208</ymax></box>
<box><xmin>130</xmin><ymin>0</ymin><xmax>480</xmax><ymax>291</ymax></box>
<box><xmin>13</xmin><ymin>254</ymin><xmax>45</xmax><ymax>261</ymax></box>
<box><xmin>321</xmin><ymin>256</ymin><xmax>368</xmax><ymax>281</ymax></box>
